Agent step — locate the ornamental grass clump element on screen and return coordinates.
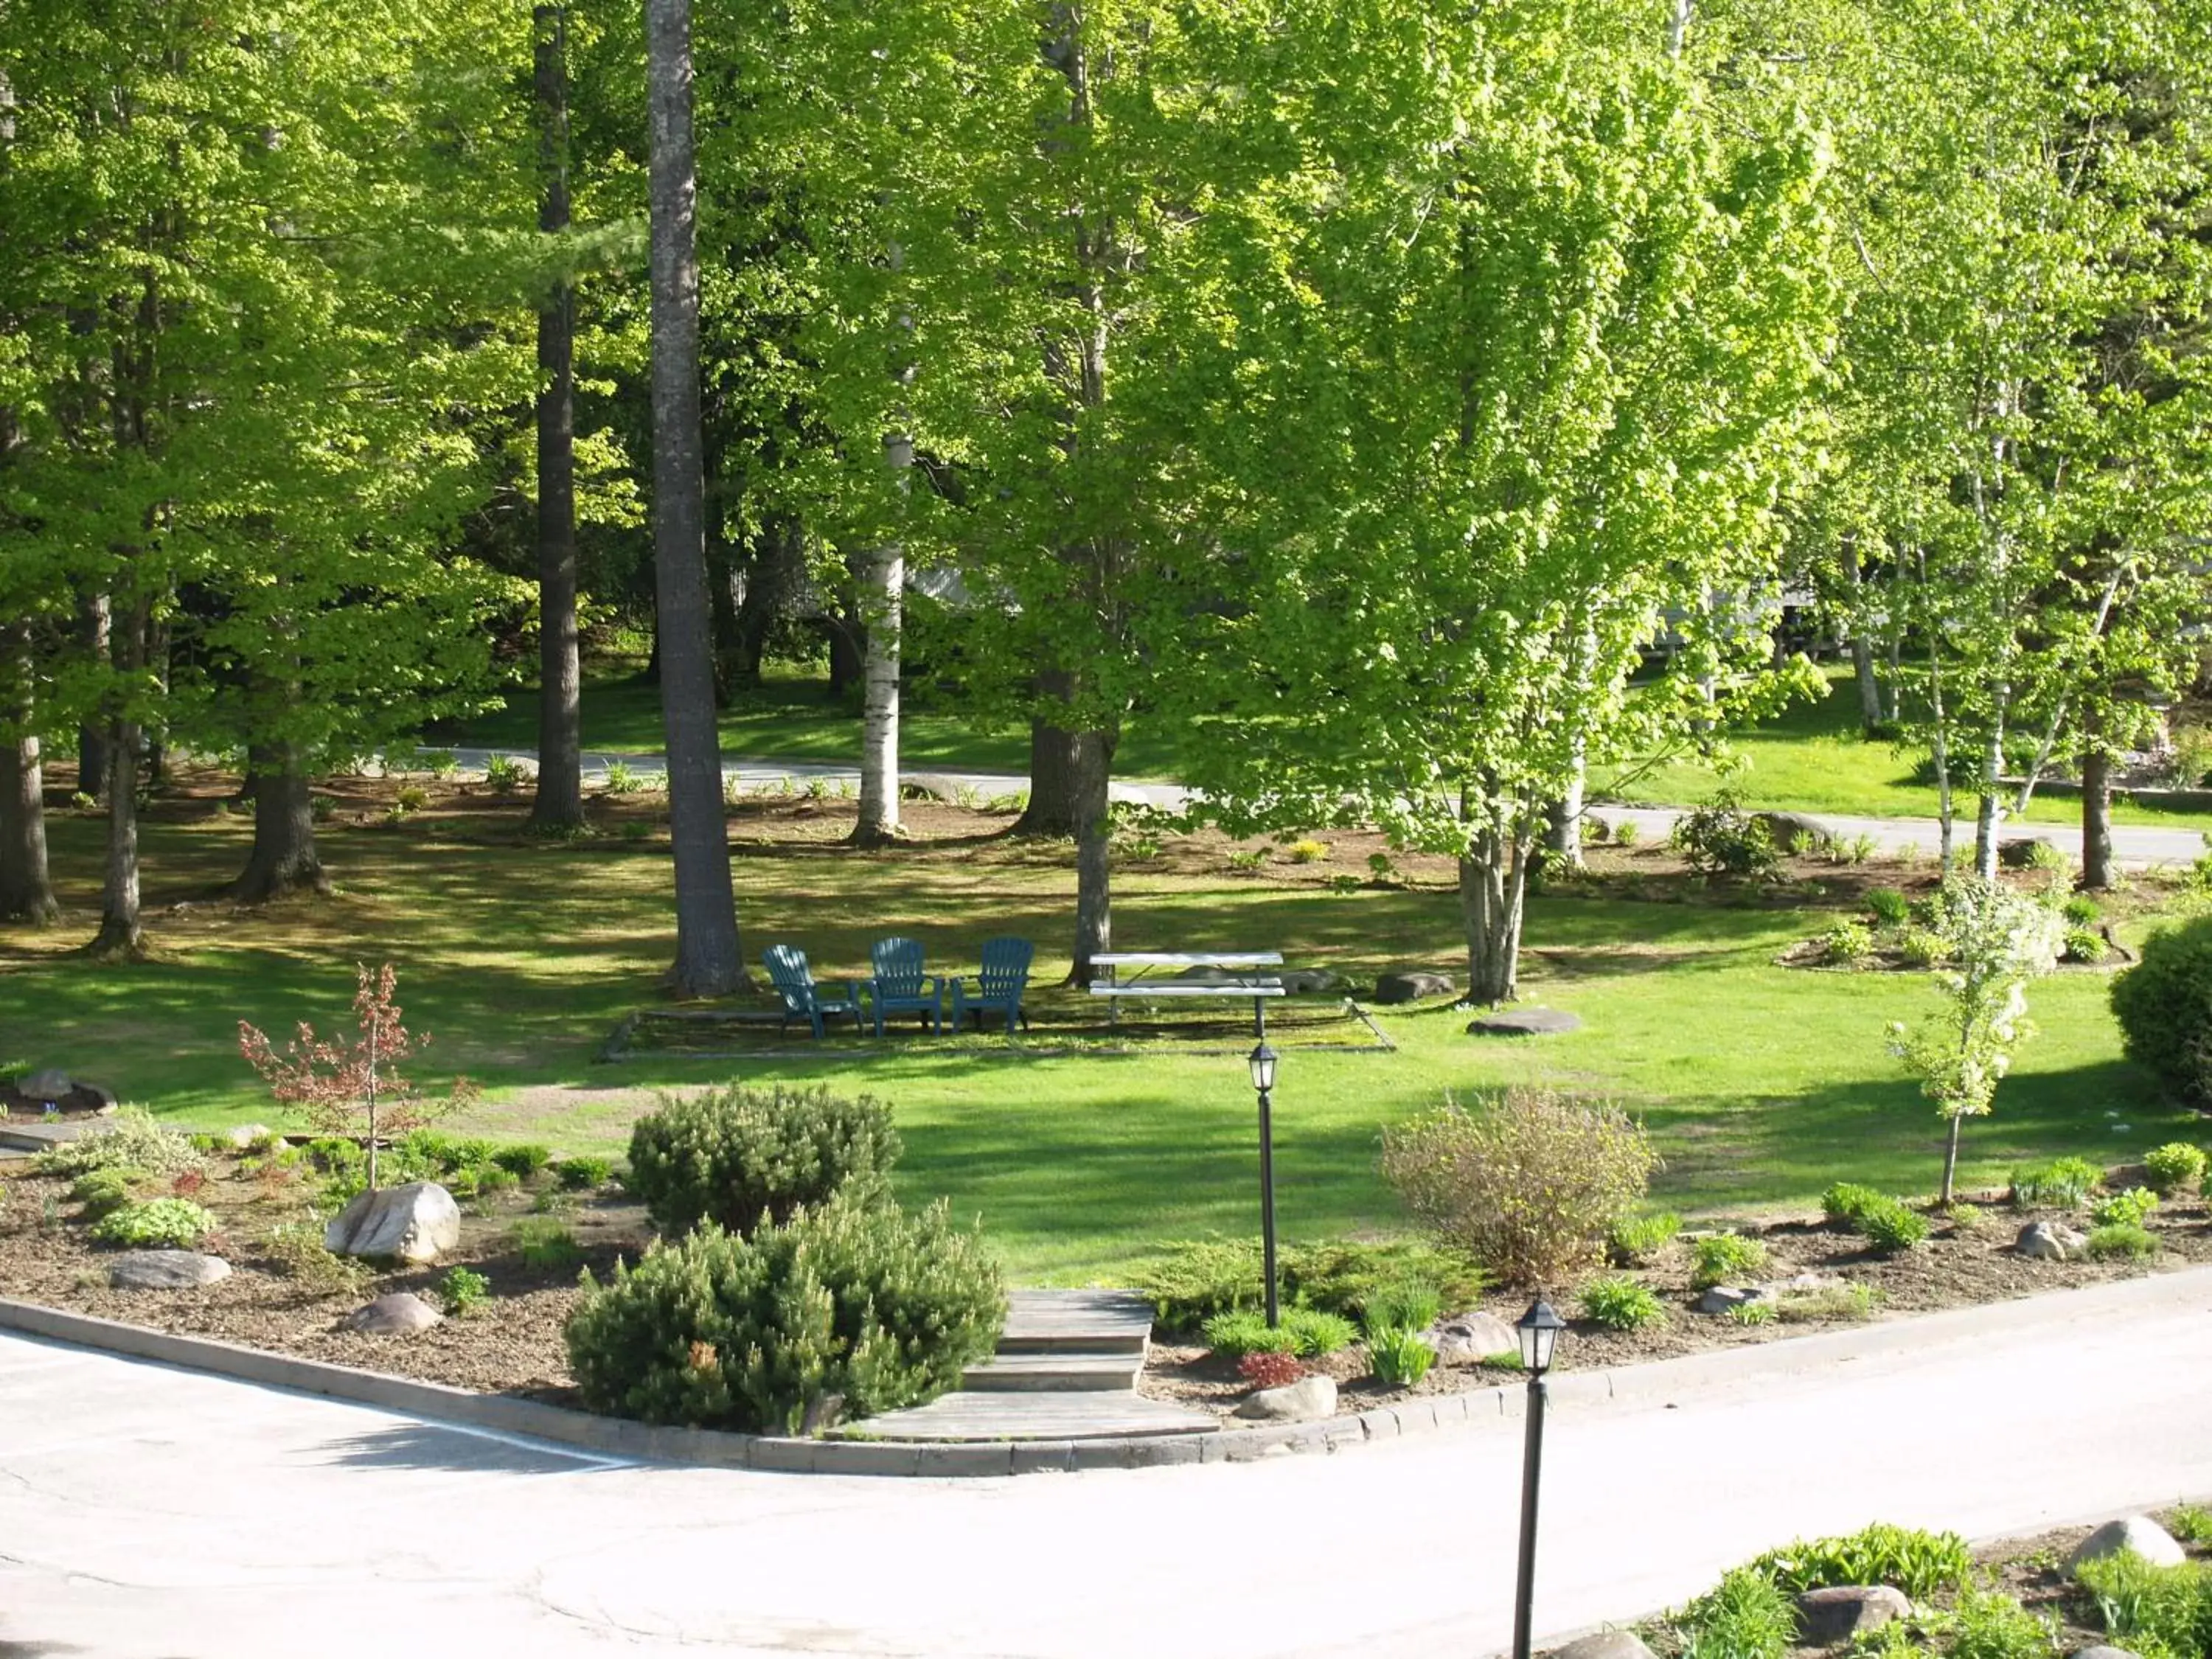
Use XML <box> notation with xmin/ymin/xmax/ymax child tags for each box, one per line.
<box><xmin>564</xmin><ymin>1195</ymin><xmax>1002</xmax><ymax>1435</ymax></box>
<box><xmin>1578</xmin><ymin>1275</ymin><xmax>1666</xmax><ymax>1332</ymax></box>
<box><xmin>626</xmin><ymin>1083</ymin><xmax>899</xmax><ymax>1238</ymax></box>
<box><xmin>1381</xmin><ymin>1088</ymin><xmax>1657</xmax><ymax>1288</ymax></box>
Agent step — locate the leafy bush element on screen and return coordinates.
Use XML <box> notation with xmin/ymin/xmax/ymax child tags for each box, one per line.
<box><xmin>71</xmin><ymin>1167</ymin><xmax>149</xmax><ymax>1220</ymax></box>
<box><xmin>1898</xmin><ymin>928</ymin><xmax>1947</xmax><ymax>968</ymax></box>
<box><xmin>512</xmin><ymin>1219</ymin><xmax>583</xmax><ymax>1270</ymax></box>
<box><xmin>2062</xmin><ymin>927</ymin><xmax>2108</xmax><ymax>964</ymax></box>
<box><xmin>1821</xmin><ymin>1182</ymin><xmax>1884</xmax><ymax>1225</ymax></box>
<box><xmin>1381</xmin><ymin>1089</ymin><xmax>1657</xmax><ymax>1287</ymax></box>
<box><xmin>1613</xmin><ymin>820</ymin><xmax>1641</xmax><ymax>848</ymax></box>
<box><xmin>1674</xmin><ymin>1567</ymin><xmax>1795</xmax><ymax>1659</ymax></box>
<box><xmin>1286</xmin><ymin>838</ymin><xmax>1329</xmax><ymax>864</ymax></box>
<box><xmin>1748</xmin><ymin>1521</ymin><xmax>1974</xmax><ymax>1597</ymax></box>
<box><xmin>2143</xmin><ymin>1143</ymin><xmax>2208</xmax><ymax>1196</ymax></box>
<box><xmin>2073</xmin><ymin>1552</ymin><xmax>2212</xmax><ymax>1657</ymax></box>
<box><xmin>491</xmin><ymin>1144</ymin><xmax>553</xmax><ymax>1178</ymax></box>
<box><xmin>563</xmin><ymin>1197</ymin><xmax>1003</xmax><ymax>1434</ymax></box>
<box><xmin>1689</xmin><ymin>1234</ymin><xmax>1768</xmax><ymax>1291</ymax></box>
<box><xmin>626</xmin><ymin>1084</ymin><xmax>899</xmax><ymax>1237</ymax></box>
<box><xmin>1858</xmin><ymin>1199</ymin><xmax>1930</xmax><ymax>1254</ymax></box>
<box><xmin>1203</xmin><ymin>1306</ymin><xmax>1357</xmax><ymax>1360</ymax></box>
<box><xmin>2084</xmin><ymin>1223</ymin><xmax>2157</xmax><ymax>1261</ymax></box>
<box><xmin>2009</xmin><ymin>1156</ymin><xmax>2102</xmax><ymax>1208</ymax></box>
<box><xmin>1237</xmin><ymin>1350</ymin><xmax>1304</xmax><ymax>1389</ymax></box>
<box><xmin>2063</xmin><ymin>895</ymin><xmax>2102</xmax><ymax>926</ymax></box>
<box><xmin>32</xmin><ymin>1107</ymin><xmax>204</xmax><ymax>1178</ymax></box>
<box><xmin>1579</xmin><ymin>1276</ymin><xmax>1666</xmax><ymax>1332</ymax></box>
<box><xmin>1866</xmin><ymin>888</ymin><xmax>1912</xmax><ymax>926</ymax></box>
<box><xmin>1609</xmin><ymin>1211</ymin><xmax>1683</xmax><ymax>1267</ymax></box>
<box><xmin>1816</xmin><ymin>919</ymin><xmax>1874</xmax><ymax>967</ymax></box>
<box><xmin>440</xmin><ymin>1267</ymin><xmax>490</xmax><ymax>1315</ymax></box>
<box><xmin>557</xmin><ymin>1154</ymin><xmax>616</xmax><ymax>1191</ymax></box>
<box><xmin>88</xmin><ymin>1197</ymin><xmax>218</xmax><ymax>1250</ymax></box>
<box><xmin>1671</xmin><ymin>793</ymin><xmax>1780</xmax><ymax>880</ymax></box>
<box><xmin>1941</xmin><ymin>1589</ymin><xmax>2061</xmax><ymax>1659</ymax></box>
<box><xmin>484</xmin><ymin>755</ymin><xmax>526</xmax><ymax>794</ymax></box>
<box><xmin>2111</xmin><ymin>915</ymin><xmax>2212</xmax><ymax>1107</ymax></box>
<box><xmin>1366</xmin><ymin>1326</ymin><xmax>1436</xmax><ymax>1387</ymax></box>
<box><xmin>1360</xmin><ymin>1280</ymin><xmax>1442</xmax><ymax>1334</ymax></box>
<box><xmin>2090</xmin><ymin>1186</ymin><xmax>2159</xmax><ymax>1228</ymax></box>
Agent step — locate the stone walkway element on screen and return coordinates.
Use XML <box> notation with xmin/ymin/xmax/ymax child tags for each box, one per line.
<box><xmin>845</xmin><ymin>1290</ymin><xmax>1215</xmax><ymax>1441</ymax></box>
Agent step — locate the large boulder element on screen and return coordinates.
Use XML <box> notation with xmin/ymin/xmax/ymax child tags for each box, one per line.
<box><xmin>324</xmin><ymin>1182</ymin><xmax>461</xmax><ymax>1264</ymax></box>
<box><xmin>1553</xmin><ymin>1634</ymin><xmax>1657</xmax><ymax>1659</ymax></box>
<box><xmin>1233</xmin><ymin>1374</ymin><xmax>1338</xmax><ymax>1422</ymax></box>
<box><xmin>1374</xmin><ymin>970</ymin><xmax>1455</xmax><ymax>1006</ymax></box>
<box><xmin>108</xmin><ymin>1251</ymin><xmax>232</xmax><ymax>1290</ymax></box>
<box><xmin>2066</xmin><ymin>1517</ymin><xmax>2186</xmax><ymax>1575</ymax></box>
<box><xmin>19</xmin><ymin>1068</ymin><xmax>74</xmax><ymax>1103</ymax></box>
<box><xmin>1756</xmin><ymin>812</ymin><xmax>1834</xmax><ymax>852</ymax></box>
<box><xmin>1794</xmin><ymin>1587</ymin><xmax>1912</xmax><ymax>1644</ymax></box>
<box><xmin>2017</xmin><ymin>1220</ymin><xmax>2088</xmax><ymax>1262</ymax></box>
<box><xmin>1998</xmin><ymin>837</ymin><xmax>2061</xmax><ymax>870</ymax></box>
<box><xmin>224</xmin><ymin>1122</ymin><xmax>276</xmax><ymax>1150</ymax></box>
<box><xmin>1467</xmin><ymin>1008</ymin><xmax>1584</xmax><ymax>1037</ymax></box>
<box><xmin>344</xmin><ymin>1293</ymin><xmax>445</xmax><ymax>1335</ymax></box>
<box><xmin>1429</xmin><ymin>1312</ymin><xmax>1522</xmax><ymax>1364</ymax></box>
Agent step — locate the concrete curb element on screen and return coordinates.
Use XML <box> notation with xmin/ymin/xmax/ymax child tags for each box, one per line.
<box><xmin>6</xmin><ymin>1264</ymin><xmax>2209</xmax><ymax>1478</ymax></box>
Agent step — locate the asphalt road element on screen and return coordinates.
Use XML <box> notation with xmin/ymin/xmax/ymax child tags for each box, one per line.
<box><xmin>5</xmin><ymin>1267</ymin><xmax>2209</xmax><ymax>1658</ymax></box>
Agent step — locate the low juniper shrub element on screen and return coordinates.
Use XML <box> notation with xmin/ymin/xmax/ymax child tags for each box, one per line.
<box><xmin>557</xmin><ymin>1154</ymin><xmax>616</xmax><ymax>1191</ymax></box>
<box><xmin>626</xmin><ymin>1084</ymin><xmax>899</xmax><ymax>1238</ymax></box>
<box><xmin>1203</xmin><ymin>1306</ymin><xmax>1357</xmax><ymax>1360</ymax></box>
<box><xmin>491</xmin><ymin>1144</ymin><xmax>554</xmax><ymax>1178</ymax></box>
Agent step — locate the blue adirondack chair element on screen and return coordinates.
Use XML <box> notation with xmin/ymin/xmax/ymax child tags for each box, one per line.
<box><xmin>763</xmin><ymin>945</ymin><xmax>865</xmax><ymax>1039</ymax></box>
<box><xmin>949</xmin><ymin>936</ymin><xmax>1033</xmax><ymax>1035</ymax></box>
<box><xmin>867</xmin><ymin>936</ymin><xmax>946</xmax><ymax>1036</ymax></box>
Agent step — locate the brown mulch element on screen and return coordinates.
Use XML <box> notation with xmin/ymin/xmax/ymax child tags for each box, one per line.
<box><xmin>1139</xmin><ymin>1187</ymin><xmax>2212</xmax><ymax>1424</ymax></box>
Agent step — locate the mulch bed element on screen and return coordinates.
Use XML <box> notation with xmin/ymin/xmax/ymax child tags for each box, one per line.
<box><xmin>1140</xmin><ymin>1183</ymin><xmax>2212</xmax><ymax>1424</ymax></box>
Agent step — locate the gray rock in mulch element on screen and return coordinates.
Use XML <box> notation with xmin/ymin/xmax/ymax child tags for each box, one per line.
<box><xmin>1795</xmin><ymin>1586</ymin><xmax>1912</xmax><ymax>1644</ymax></box>
<box><xmin>1757</xmin><ymin>812</ymin><xmax>1834</xmax><ymax>851</ymax></box>
<box><xmin>1695</xmin><ymin>1286</ymin><xmax>1765</xmax><ymax>1315</ymax></box>
<box><xmin>1553</xmin><ymin>1632</ymin><xmax>1658</xmax><ymax>1659</ymax></box>
<box><xmin>1373</xmin><ymin>970</ymin><xmax>1456</xmax><ymax>1006</ymax></box>
<box><xmin>324</xmin><ymin>1181</ymin><xmax>461</xmax><ymax>1264</ymax></box>
<box><xmin>224</xmin><ymin>1122</ymin><xmax>276</xmax><ymax>1150</ymax></box>
<box><xmin>344</xmin><ymin>1293</ymin><xmax>445</xmax><ymax>1335</ymax></box>
<box><xmin>1233</xmin><ymin>1374</ymin><xmax>1338</xmax><ymax>1422</ymax></box>
<box><xmin>1467</xmin><ymin>1007</ymin><xmax>1584</xmax><ymax>1037</ymax></box>
<box><xmin>1278</xmin><ymin>968</ymin><xmax>1350</xmax><ymax>995</ymax></box>
<box><xmin>2017</xmin><ymin>1220</ymin><xmax>2089</xmax><ymax>1262</ymax></box>
<box><xmin>2066</xmin><ymin>1516</ymin><xmax>2186</xmax><ymax>1575</ymax></box>
<box><xmin>108</xmin><ymin>1251</ymin><xmax>232</xmax><ymax>1290</ymax></box>
<box><xmin>1429</xmin><ymin>1312</ymin><xmax>1522</xmax><ymax>1363</ymax></box>
<box><xmin>1998</xmin><ymin>836</ymin><xmax>2061</xmax><ymax>870</ymax></box>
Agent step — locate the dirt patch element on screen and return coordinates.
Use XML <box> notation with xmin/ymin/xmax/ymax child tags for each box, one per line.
<box><xmin>1140</xmin><ymin>1190</ymin><xmax>2212</xmax><ymax>1423</ymax></box>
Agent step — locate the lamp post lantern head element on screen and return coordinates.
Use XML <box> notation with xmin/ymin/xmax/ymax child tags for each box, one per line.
<box><xmin>1248</xmin><ymin>1040</ymin><xmax>1279</xmax><ymax>1095</ymax></box>
<box><xmin>1516</xmin><ymin>1297</ymin><xmax>1565</xmax><ymax>1377</ymax></box>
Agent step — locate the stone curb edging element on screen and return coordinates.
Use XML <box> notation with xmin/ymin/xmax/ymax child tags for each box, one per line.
<box><xmin>7</xmin><ymin>1264</ymin><xmax>2211</xmax><ymax>1477</ymax></box>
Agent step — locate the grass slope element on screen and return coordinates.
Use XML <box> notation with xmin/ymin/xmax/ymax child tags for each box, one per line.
<box><xmin>2</xmin><ymin>786</ymin><xmax>2196</xmax><ymax>1281</ymax></box>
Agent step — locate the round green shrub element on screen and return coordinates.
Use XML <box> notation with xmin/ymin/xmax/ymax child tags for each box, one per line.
<box><xmin>1690</xmin><ymin>1233</ymin><xmax>1768</xmax><ymax>1290</ymax></box>
<box><xmin>2111</xmin><ymin>916</ymin><xmax>2212</xmax><ymax>1105</ymax></box>
<box><xmin>1865</xmin><ymin>888</ymin><xmax>1911</xmax><ymax>927</ymax></box>
<box><xmin>1578</xmin><ymin>1275</ymin><xmax>1667</xmax><ymax>1331</ymax></box>
<box><xmin>1897</xmin><ymin>929</ymin><xmax>1947</xmax><ymax>969</ymax></box>
<box><xmin>88</xmin><ymin>1197</ymin><xmax>218</xmax><ymax>1250</ymax></box>
<box><xmin>626</xmin><ymin>1084</ymin><xmax>900</xmax><ymax>1237</ymax></box>
<box><xmin>2143</xmin><ymin>1142</ymin><xmax>2208</xmax><ymax>1196</ymax></box>
<box><xmin>557</xmin><ymin>1154</ymin><xmax>616</xmax><ymax>1191</ymax></box>
<box><xmin>2090</xmin><ymin>1186</ymin><xmax>2158</xmax><ymax>1229</ymax></box>
<box><xmin>1857</xmin><ymin>1199</ymin><xmax>1930</xmax><ymax>1254</ymax></box>
<box><xmin>563</xmin><ymin>1196</ymin><xmax>1001</xmax><ymax>1434</ymax></box>
<box><xmin>491</xmin><ymin>1143</ymin><xmax>554</xmax><ymax>1178</ymax></box>
<box><xmin>71</xmin><ymin>1167</ymin><xmax>150</xmax><ymax>1220</ymax></box>
<box><xmin>2084</xmin><ymin>1222</ymin><xmax>2158</xmax><ymax>1261</ymax></box>
<box><xmin>2062</xmin><ymin>926</ymin><xmax>2107</xmax><ymax>964</ymax></box>
<box><xmin>1820</xmin><ymin>1182</ymin><xmax>1883</xmax><ymax>1225</ymax></box>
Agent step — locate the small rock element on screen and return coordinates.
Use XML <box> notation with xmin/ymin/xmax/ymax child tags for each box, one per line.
<box><xmin>1998</xmin><ymin>837</ymin><xmax>2060</xmax><ymax>870</ymax></box>
<box><xmin>2017</xmin><ymin>1220</ymin><xmax>2089</xmax><ymax>1262</ymax></box>
<box><xmin>1757</xmin><ymin>811</ymin><xmax>1834</xmax><ymax>852</ymax></box>
<box><xmin>225</xmin><ymin>1123</ymin><xmax>275</xmax><ymax>1150</ymax></box>
<box><xmin>108</xmin><ymin>1251</ymin><xmax>232</xmax><ymax>1290</ymax></box>
<box><xmin>2070</xmin><ymin>1647</ymin><xmax>2142</xmax><ymax>1659</ymax></box>
<box><xmin>1233</xmin><ymin>1374</ymin><xmax>1338</xmax><ymax>1422</ymax></box>
<box><xmin>2067</xmin><ymin>1517</ymin><xmax>2186</xmax><ymax>1575</ymax></box>
<box><xmin>1795</xmin><ymin>1586</ymin><xmax>1912</xmax><ymax>1644</ymax></box>
<box><xmin>1696</xmin><ymin>1286</ymin><xmax>1765</xmax><ymax>1315</ymax></box>
<box><xmin>1467</xmin><ymin>1007</ymin><xmax>1584</xmax><ymax>1037</ymax></box>
<box><xmin>344</xmin><ymin>1293</ymin><xmax>444</xmax><ymax>1335</ymax></box>
<box><xmin>1277</xmin><ymin>968</ymin><xmax>1349</xmax><ymax>995</ymax></box>
<box><xmin>899</xmin><ymin>773</ymin><xmax>964</xmax><ymax>804</ymax></box>
<box><xmin>324</xmin><ymin>1182</ymin><xmax>461</xmax><ymax>1264</ymax></box>
<box><xmin>1553</xmin><ymin>1633</ymin><xmax>1657</xmax><ymax>1659</ymax></box>
<box><xmin>1775</xmin><ymin>1272</ymin><xmax>1837</xmax><ymax>1293</ymax></box>
<box><xmin>1429</xmin><ymin>1312</ymin><xmax>1523</xmax><ymax>1364</ymax></box>
<box><xmin>1374</xmin><ymin>970</ymin><xmax>1455</xmax><ymax>1006</ymax></box>
<box><xmin>18</xmin><ymin>1069</ymin><xmax>74</xmax><ymax>1104</ymax></box>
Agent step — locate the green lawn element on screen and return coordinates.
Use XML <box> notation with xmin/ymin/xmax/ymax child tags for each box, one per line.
<box><xmin>3</xmin><ymin>793</ymin><xmax>2197</xmax><ymax>1282</ymax></box>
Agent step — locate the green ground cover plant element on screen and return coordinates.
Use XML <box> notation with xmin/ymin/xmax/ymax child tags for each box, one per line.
<box><xmin>2090</xmin><ymin>1186</ymin><xmax>2159</xmax><ymax>1228</ymax></box>
<box><xmin>2143</xmin><ymin>1143</ymin><xmax>2208</xmax><ymax>1195</ymax></box>
<box><xmin>87</xmin><ymin>1197</ymin><xmax>218</xmax><ymax>1249</ymax></box>
<box><xmin>2010</xmin><ymin>1158</ymin><xmax>2104</xmax><ymax>1209</ymax></box>
<box><xmin>2073</xmin><ymin>1552</ymin><xmax>2212</xmax><ymax>1655</ymax></box>
<box><xmin>1608</xmin><ymin>1211</ymin><xmax>1683</xmax><ymax>1266</ymax></box>
<box><xmin>1201</xmin><ymin>1307</ymin><xmax>1357</xmax><ymax>1360</ymax></box>
<box><xmin>1578</xmin><ymin>1276</ymin><xmax>1667</xmax><ymax>1331</ymax></box>
<box><xmin>1746</xmin><ymin>1521</ymin><xmax>1973</xmax><ymax>1598</ymax></box>
<box><xmin>1691</xmin><ymin>1234</ymin><xmax>1769</xmax><ymax>1290</ymax></box>
<box><xmin>2084</xmin><ymin>1223</ymin><xmax>2159</xmax><ymax>1260</ymax></box>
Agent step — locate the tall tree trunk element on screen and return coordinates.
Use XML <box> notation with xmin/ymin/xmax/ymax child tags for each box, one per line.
<box><xmin>0</xmin><ymin>619</ymin><xmax>58</xmax><ymax>923</ymax></box>
<box><xmin>1972</xmin><ymin>689</ymin><xmax>2008</xmax><ymax>882</ymax></box>
<box><xmin>1852</xmin><ymin>633</ymin><xmax>1881</xmax><ymax>732</ymax></box>
<box><xmin>2080</xmin><ymin>726</ymin><xmax>2113</xmax><ymax>893</ymax></box>
<box><xmin>1015</xmin><ymin>696</ymin><xmax>1083</xmax><ymax>835</ymax></box>
<box><xmin>1459</xmin><ymin>817</ymin><xmax>1531</xmax><ymax>1006</ymax></box>
<box><xmin>529</xmin><ymin>3</ymin><xmax>584</xmax><ymax>833</ymax></box>
<box><xmin>824</xmin><ymin>611</ymin><xmax>863</xmax><ymax>700</ymax></box>
<box><xmin>231</xmin><ymin>737</ymin><xmax>326</xmax><ymax>902</ymax></box>
<box><xmin>1544</xmin><ymin>749</ymin><xmax>1585</xmax><ymax>869</ymax></box>
<box><xmin>88</xmin><ymin>599</ymin><xmax>147</xmax><ymax>960</ymax></box>
<box><xmin>852</xmin><ymin>532</ymin><xmax>904</xmax><ymax>846</ymax></box>
<box><xmin>75</xmin><ymin>589</ymin><xmax>108</xmax><ymax>800</ymax></box>
<box><xmin>1069</xmin><ymin>725</ymin><xmax>1115</xmax><ymax>985</ymax></box>
<box><xmin>644</xmin><ymin>0</ymin><xmax>744</xmax><ymax>996</ymax></box>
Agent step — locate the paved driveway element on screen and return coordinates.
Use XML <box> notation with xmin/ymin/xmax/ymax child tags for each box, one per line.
<box><xmin>4</xmin><ymin>1268</ymin><xmax>2210</xmax><ymax>1658</ymax></box>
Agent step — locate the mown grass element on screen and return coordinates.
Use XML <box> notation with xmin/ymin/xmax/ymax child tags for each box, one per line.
<box><xmin>2</xmin><ymin>793</ymin><xmax>2198</xmax><ymax>1282</ymax></box>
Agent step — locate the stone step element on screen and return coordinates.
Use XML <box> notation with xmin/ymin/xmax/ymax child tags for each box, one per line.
<box><xmin>839</xmin><ymin>1391</ymin><xmax>1216</xmax><ymax>1442</ymax></box>
<box><xmin>998</xmin><ymin>1289</ymin><xmax>1154</xmax><ymax>1356</ymax></box>
<box><xmin>961</xmin><ymin>1352</ymin><xmax>1143</xmax><ymax>1393</ymax></box>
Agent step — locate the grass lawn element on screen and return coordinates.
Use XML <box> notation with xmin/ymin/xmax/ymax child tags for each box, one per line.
<box><xmin>3</xmin><ymin>776</ymin><xmax>2200</xmax><ymax>1283</ymax></box>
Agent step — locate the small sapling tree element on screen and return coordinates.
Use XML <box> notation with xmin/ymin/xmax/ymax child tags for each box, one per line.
<box><xmin>238</xmin><ymin>963</ymin><xmax>467</xmax><ymax>1190</ymax></box>
<box><xmin>1887</xmin><ymin>880</ymin><xmax>2062</xmax><ymax>1204</ymax></box>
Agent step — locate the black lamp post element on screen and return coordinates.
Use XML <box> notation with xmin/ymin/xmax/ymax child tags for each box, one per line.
<box><xmin>1511</xmin><ymin>1296</ymin><xmax>1565</xmax><ymax>1659</ymax></box>
<box><xmin>1248</xmin><ymin>1039</ymin><xmax>1280</xmax><ymax>1328</ymax></box>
